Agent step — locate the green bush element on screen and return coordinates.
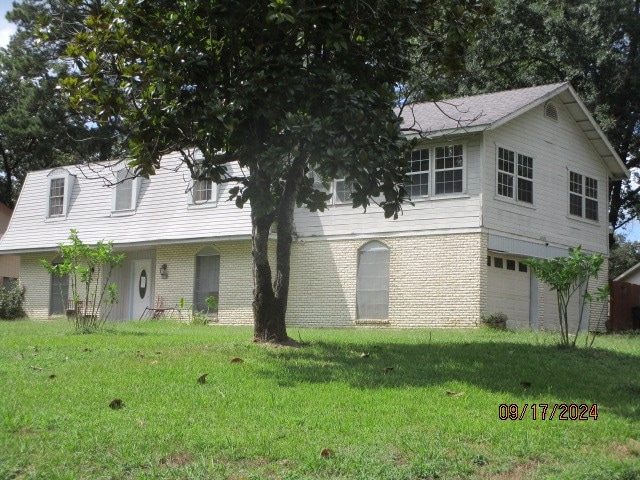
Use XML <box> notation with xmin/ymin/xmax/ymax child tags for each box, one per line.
<box><xmin>0</xmin><ymin>284</ymin><xmax>25</xmax><ymax>320</ymax></box>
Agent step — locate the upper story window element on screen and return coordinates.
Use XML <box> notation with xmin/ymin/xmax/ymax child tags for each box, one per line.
<box><xmin>497</xmin><ymin>147</ymin><xmax>533</xmax><ymax>204</ymax></box>
<box><xmin>333</xmin><ymin>179</ymin><xmax>352</xmax><ymax>204</ymax></box>
<box><xmin>193</xmin><ymin>179</ymin><xmax>213</xmax><ymax>203</ymax></box>
<box><xmin>434</xmin><ymin>144</ymin><xmax>464</xmax><ymax>194</ymax></box>
<box><xmin>569</xmin><ymin>171</ymin><xmax>598</xmax><ymax>221</ymax></box>
<box><xmin>408</xmin><ymin>148</ymin><xmax>430</xmax><ymax>197</ymax></box>
<box><xmin>112</xmin><ymin>168</ymin><xmax>141</xmax><ymax>212</ymax></box>
<box><xmin>46</xmin><ymin>168</ymin><xmax>75</xmax><ymax>219</ymax></box>
<box><xmin>406</xmin><ymin>143</ymin><xmax>465</xmax><ymax>199</ymax></box>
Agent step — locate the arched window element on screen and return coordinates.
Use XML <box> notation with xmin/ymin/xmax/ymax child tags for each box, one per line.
<box><xmin>194</xmin><ymin>247</ymin><xmax>220</xmax><ymax>313</ymax></box>
<box><xmin>49</xmin><ymin>257</ymin><xmax>69</xmax><ymax>315</ymax></box>
<box><xmin>356</xmin><ymin>241</ymin><xmax>390</xmax><ymax>319</ymax></box>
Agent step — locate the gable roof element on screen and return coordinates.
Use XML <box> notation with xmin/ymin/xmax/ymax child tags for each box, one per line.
<box><xmin>614</xmin><ymin>261</ymin><xmax>640</xmax><ymax>283</ymax></box>
<box><xmin>400</xmin><ymin>83</ymin><xmax>628</xmax><ymax>180</ymax></box>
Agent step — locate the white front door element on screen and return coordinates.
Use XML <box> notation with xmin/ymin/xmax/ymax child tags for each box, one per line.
<box><xmin>131</xmin><ymin>260</ymin><xmax>152</xmax><ymax>319</ymax></box>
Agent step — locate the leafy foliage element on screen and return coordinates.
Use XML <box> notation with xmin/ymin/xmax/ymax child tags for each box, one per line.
<box><xmin>59</xmin><ymin>0</ymin><xmax>490</xmax><ymax>341</ymax></box>
<box><xmin>41</xmin><ymin>230</ymin><xmax>125</xmax><ymax>332</ymax></box>
<box><xmin>455</xmin><ymin>0</ymin><xmax>639</xmax><ymax>244</ymax></box>
<box><xmin>0</xmin><ymin>284</ymin><xmax>25</xmax><ymax>320</ymax></box>
<box><xmin>525</xmin><ymin>246</ymin><xmax>607</xmax><ymax>347</ymax></box>
<box><xmin>0</xmin><ymin>0</ymin><xmax>122</xmax><ymax>207</ymax></box>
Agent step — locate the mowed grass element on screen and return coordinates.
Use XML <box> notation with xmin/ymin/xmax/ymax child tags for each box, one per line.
<box><xmin>1</xmin><ymin>320</ymin><xmax>639</xmax><ymax>480</ymax></box>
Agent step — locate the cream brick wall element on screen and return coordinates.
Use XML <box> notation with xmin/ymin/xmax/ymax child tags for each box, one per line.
<box><xmin>287</xmin><ymin>233</ymin><xmax>485</xmax><ymax>328</ymax></box>
<box><xmin>154</xmin><ymin>241</ymin><xmax>254</xmax><ymax>325</ymax></box>
<box><xmin>21</xmin><ymin>252</ymin><xmax>56</xmax><ymax>319</ymax></box>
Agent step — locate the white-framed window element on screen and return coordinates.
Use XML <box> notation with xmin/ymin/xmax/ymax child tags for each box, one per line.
<box><xmin>569</xmin><ymin>171</ymin><xmax>598</xmax><ymax>221</ymax></box>
<box><xmin>194</xmin><ymin>247</ymin><xmax>220</xmax><ymax>314</ymax></box>
<box><xmin>46</xmin><ymin>168</ymin><xmax>75</xmax><ymax>218</ymax></box>
<box><xmin>405</xmin><ymin>143</ymin><xmax>465</xmax><ymax>198</ymax></box>
<box><xmin>112</xmin><ymin>168</ymin><xmax>141</xmax><ymax>212</ymax></box>
<box><xmin>497</xmin><ymin>147</ymin><xmax>533</xmax><ymax>204</ymax></box>
<box><xmin>356</xmin><ymin>241</ymin><xmax>390</xmax><ymax>319</ymax></box>
<box><xmin>434</xmin><ymin>144</ymin><xmax>464</xmax><ymax>194</ymax></box>
<box><xmin>333</xmin><ymin>179</ymin><xmax>352</xmax><ymax>204</ymax></box>
<box><xmin>193</xmin><ymin>179</ymin><xmax>212</xmax><ymax>203</ymax></box>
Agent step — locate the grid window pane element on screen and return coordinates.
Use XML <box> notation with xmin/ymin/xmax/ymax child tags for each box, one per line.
<box><xmin>517</xmin><ymin>154</ymin><xmax>533</xmax><ymax>179</ymax></box>
<box><xmin>517</xmin><ymin>178</ymin><xmax>533</xmax><ymax>203</ymax></box>
<box><xmin>334</xmin><ymin>179</ymin><xmax>352</xmax><ymax>203</ymax></box>
<box><xmin>408</xmin><ymin>149</ymin><xmax>429</xmax><ymax>197</ymax></box>
<box><xmin>49</xmin><ymin>178</ymin><xmax>65</xmax><ymax>216</ymax></box>
<box><xmin>585</xmin><ymin>177</ymin><xmax>597</xmax><ymax>199</ymax></box>
<box><xmin>356</xmin><ymin>242</ymin><xmax>390</xmax><ymax>319</ymax></box>
<box><xmin>569</xmin><ymin>172</ymin><xmax>582</xmax><ymax>194</ymax></box>
<box><xmin>435</xmin><ymin>169</ymin><xmax>463</xmax><ymax>194</ymax></box>
<box><xmin>585</xmin><ymin>198</ymin><xmax>598</xmax><ymax>221</ymax></box>
<box><xmin>570</xmin><ymin>193</ymin><xmax>582</xmax><ymax>216</ymax></box>
<box><xmin>194</xmin><ymin>179</ymin><xmax>212</xmax><ymax>202</ymax></box>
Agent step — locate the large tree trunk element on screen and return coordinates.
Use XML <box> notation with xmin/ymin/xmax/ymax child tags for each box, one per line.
<box><xmin>251</xmin><ymin>157</ymin><xmax>305</xmax><ymax>343</ymax></box>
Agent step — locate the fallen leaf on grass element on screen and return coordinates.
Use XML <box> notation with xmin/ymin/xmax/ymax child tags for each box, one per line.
<box><xmin>230</xmin><ymin>357</ymin><xmax>244</xmax><ymax>363</ymax></box>
<box><xmin>109</xmin><ymin>399</ymin><xmax>124</xmax><ymax>410</ymax></box>
<box><xmin>197</xmin><ymin>374</ymin><xmax>208</xmax><ymax>384</ymax></box>
<box><xmin>29</xmin><ymin>365</ymin><xmax>43</xmax><ymax>371</ymax></box>
<box><xmin>520</xmin><ymin>381</ymin><xmax>532</xmax><ymax>389</ymax></box>
<box><xmin>384</xmin><ymin>367</ymin><xmax>394</xmax><ymax>373</ymax></box>
<box><xmin>82</xmin><ymin>348</ymin><xmax>92</xmax><ymax>352</ymax></box>
<box><xmin>320</xmin><ymin>448</ymin><xmax>334</xmax><ymax>458</ymax></box>
<box><xmin>136</xmin><ymin>351</ymin><xmax>144</xmax><ymax>358</ymax></box>
<box><xmin>446</xmin><ymin>390</ymin><xmax>464</xmax><ymax>397</ymax></box>
<box><xmin>360</xmin><ymin>352</ymin><xmax>369</xmax><ymax>358</ymax></box>
<box><xmin>48</xmin><ymin>374</ymin><xmax>56</xmax><ymax>379</ymax></box>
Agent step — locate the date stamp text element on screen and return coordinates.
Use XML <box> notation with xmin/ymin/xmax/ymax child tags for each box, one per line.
<box><xmin>498</xmin><ymin>403</ymin><xmax>599</xmax><ymax>420</ymax></box>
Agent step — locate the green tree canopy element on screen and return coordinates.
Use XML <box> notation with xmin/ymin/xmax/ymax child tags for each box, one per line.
<box><xmin>0</xmin><ymin>0</ymin><xmax>121</xmax><ymax>207</ymax></box>
<box><xmin>61</xmin><ymin>0</ymin><xmax>489</xmax><ymax>341</ymax></box>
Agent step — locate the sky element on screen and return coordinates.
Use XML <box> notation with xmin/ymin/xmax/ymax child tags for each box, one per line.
<box><xmin>0</xmin><ymin>0</ymin><xmax>16</xmax><ymax>48</ymax></box>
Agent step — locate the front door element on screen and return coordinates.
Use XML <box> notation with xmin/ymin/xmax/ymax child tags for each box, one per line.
<box><xmin>131</xmin><ymin>260</ymin><xmax>152</xmax><ymax>319</ymax></box>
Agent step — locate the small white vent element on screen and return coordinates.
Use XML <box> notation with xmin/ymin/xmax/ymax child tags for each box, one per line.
<box><xmin>544</xmin><ymin>101</ymin><xmax>558</xmax><ymax>122</ymax></box>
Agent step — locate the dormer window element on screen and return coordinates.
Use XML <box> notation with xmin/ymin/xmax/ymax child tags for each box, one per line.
<box><xmin>47</xmin><ymin>168</ymin><xmax>75</xmax><ymax>218</ymax></box>
<box><xmin>194</xmin><ymin>179</ymin><xmax>213</xmax><ymax>203</ymax></box>
<box><xmin>112</xmin><ymin>168</ymin><xmax>141</xmax><ymax>212</ymax></box>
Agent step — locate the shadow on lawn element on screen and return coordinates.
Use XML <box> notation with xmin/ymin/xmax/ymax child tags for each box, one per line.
<box><xmin>259</xmin><ymin>337</ymin><xmax>640</xmax><ymax>420</ymax></box>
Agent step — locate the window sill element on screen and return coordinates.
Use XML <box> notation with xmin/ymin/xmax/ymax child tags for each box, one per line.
<box><xmin>354</xmin><ymin>319</ymin><xmax>390</xmax><ymax>325</ymax></box>
<box><xmin>44</xmin><ymin>215</ymin><xmax>67</xmax><ymax>223</ymax></box>
<box><xmin>566</xmin><ymin>214</ymin><xmax>600</xmax><ymax>226</ymax></box>
<box><xmin>493</xmin><ymin>196</ymin><xmax>536</xmax><ymax>210</ymax></box>
<box><xmin>111</xmin><ymin>209</ymin><xmax>136</xmax><ymax>217</ymax></box>
<box><xmin>187</xmin><ymin>201</ymin><xmax>218</xmax><ymax>210</ymax></box>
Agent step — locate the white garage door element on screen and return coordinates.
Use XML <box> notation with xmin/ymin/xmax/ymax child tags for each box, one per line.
<box><xmin>487</xmin><ymin>254</ymin><xmax>531</xmax><ymax>329</ymax></box>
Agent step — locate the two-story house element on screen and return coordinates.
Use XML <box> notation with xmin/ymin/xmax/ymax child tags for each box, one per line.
<box><xmin>0</xmin><ymin>83</ymin><xmax>628</xmax><ymax>330</ymax></box>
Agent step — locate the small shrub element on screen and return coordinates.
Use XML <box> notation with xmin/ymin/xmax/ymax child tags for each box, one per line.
<box><xmin>0</xmin><ymin>284</ymin><xmax>25</xmax><ymax>320</ymax></box>
<box><xmin>480</xmin><ymin>312</ymin><xmax>508</xmax><ymax>325</ymax></box>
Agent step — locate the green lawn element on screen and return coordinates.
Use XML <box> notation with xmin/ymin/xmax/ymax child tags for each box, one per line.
<box><xmin>1</xmin><ymin>319</ymin><xmax>639</xmax><ymax>480</ymax></box>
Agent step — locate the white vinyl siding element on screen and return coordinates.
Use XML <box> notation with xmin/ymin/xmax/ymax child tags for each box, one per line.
<box><xmin>356</xmin><ymin>241</ymin><xmax>389</xmax><ymax>319</ymax></box>
<box><xmin>483</xmin><ymin>101</ymin><xmax>608</xmax><ymax>255</ymax></box>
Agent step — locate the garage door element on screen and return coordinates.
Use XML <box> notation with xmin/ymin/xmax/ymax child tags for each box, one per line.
<box><xmin>487</xmin><ymin>254</ymin><xmax>531</xmax><ymax>329</ymax></box>
<box><xmin>540</xmin><ymin>282</ymin><xmax>586</xmax><ymax>332</ymax></box>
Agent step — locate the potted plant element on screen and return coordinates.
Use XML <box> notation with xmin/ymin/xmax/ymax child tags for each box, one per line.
<box><xmin>480</xmin><ymin>312</ymin><xmax>508</xmax><ymax>330</ymax></box>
